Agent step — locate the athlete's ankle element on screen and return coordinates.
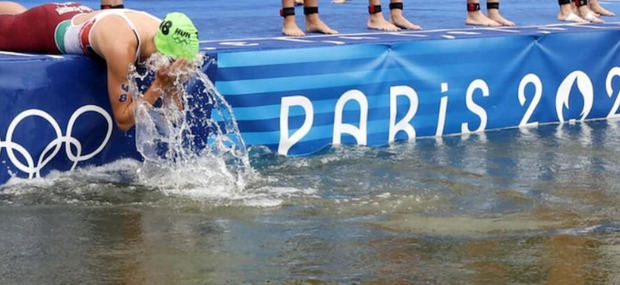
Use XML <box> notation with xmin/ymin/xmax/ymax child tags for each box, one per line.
<box><xmin>369</xmin><ymin>12</ymin><xmax>386</xmax><ymax>22</ymax></box>
<box><xmin>305</xmin><ymin>13</ymin><xmax>320</xmax><ymax>23</ymax></box>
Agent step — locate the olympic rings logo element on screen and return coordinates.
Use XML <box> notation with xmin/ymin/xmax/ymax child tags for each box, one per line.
<box><xmin>0</xmin><ymin>105</ymin><xmax>113</xmax><ymax>179</ymax></box>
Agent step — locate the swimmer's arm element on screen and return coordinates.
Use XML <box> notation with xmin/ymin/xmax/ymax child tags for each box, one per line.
<box><xmin>106</xmin><ymin>48</ymin><xmax>187</xmax><ymax>131</ymax></box>
<box><xmin>106</xmin><ymin>54</ymin><xmax>136</xmax><ymax>132</ymax></box>
<box><xmin>105</xmin><ymin>48</ymin><xmax>166</xmax><ymax>131</ymax></box>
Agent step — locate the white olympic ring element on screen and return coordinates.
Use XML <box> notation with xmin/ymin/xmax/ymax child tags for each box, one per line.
<box><xmin>0</xmin><ymin>105</ymin><xmax>113</xmax><ymax>178</ymax></box>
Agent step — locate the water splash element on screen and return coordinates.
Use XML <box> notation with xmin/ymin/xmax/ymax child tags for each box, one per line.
<box><xmin>128</xmin><ymin>53</ymin><xmax>254</xmax><ymax>198</ymax></box>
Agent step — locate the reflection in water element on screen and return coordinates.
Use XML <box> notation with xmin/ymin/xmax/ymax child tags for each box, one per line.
<box><xmin>0</xmin><ymin>120</ymin><xmax>619</xmax><ymax>283</ymax></box>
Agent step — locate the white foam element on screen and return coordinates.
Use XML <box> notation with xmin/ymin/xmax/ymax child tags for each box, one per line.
<box><xmin>2</xmin><ymin>158</ymin><xmax>141</xmax><ymax>189</ymax></box>
<box><xmin>124</xmin><ymin>53</ymin><xmax>287</xmax><ymax>205</ymax></box>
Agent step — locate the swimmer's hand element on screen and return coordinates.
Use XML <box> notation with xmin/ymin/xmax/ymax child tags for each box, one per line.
<box><xmin>154</xmin><ymin>58</ymin><xmax>190</xmax><ymax>111</ymax></box>
<box><xmin>155</xmin><ymin>58</ymin><xmax>191</xmax><ymax>88</ymax></box>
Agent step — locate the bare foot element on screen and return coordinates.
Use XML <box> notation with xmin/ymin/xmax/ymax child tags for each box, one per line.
<box><xmin>578</xmin><ymin>6</ymin><xmax>604</xmax><ymax>23</ymax></box>
<box><xmin>589</xmin><ymin>2</ymin><xmax>615</xmax><ymax>17</ymax></box>
<box><xmin>306</xmin><ymin>15</ymin><xmax>338</xmax><ymax>34</ymax></box>
<box><xmin>558</xmin><ymin>11</ymin><xmax>587</xmax><ymax>23</ymax></box>
<box><xmin>487</xmin><ymin>10</ymin><xmax>515</xmax><ymax>26</ymax></box>
<box><xmin>466</xmin><ymin>11</ymin><xmax>501</xmax><ymax>26</ymax></box>
<box><xmin>282</xmin><ymin>18</ymin><xmax>306</xmax><ymax>36</ymax></box>
<box><xmin>368</xmin><ymin>13</ymin><xmax>400</xmax><ymax>31</ymax></box>
<box><xmin>390</xmin><ymin>11</ymin><xmax>422</xmax><ymax>30</ymax></box>
<box><xmin>558</xmin><ymin>4</ymin><xmax>587</xmax><ymax>23</ymax></box>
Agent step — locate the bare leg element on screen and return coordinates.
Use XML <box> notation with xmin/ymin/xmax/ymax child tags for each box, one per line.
<box><xmin>295</xmin><ymin>0</ymin><xmax>304</xmax><ymax>5</ymax></box>
<box><xmin>304</xmin><ymin>0</ymin><xmax>338</xmax><ymax>34</ymax></box>
<box><xmin>368</xmin><ymin>0</ymin><xmax>400</xmax><ymax>31</ymax></box>
<box><xmin>0</xmin><ymin>1</ymin><xmax>26</xmax><ymax>14</ymax></box>
<box><xmin>466</xmin><ymin>0</ymin><xmax>500</xmax><ymax>26</ymax></box>
<box><xmin>486</xmin><ymin>0</ymin><xmax>515</xmax><ymax>26</ymax></box>
<box><xmin>558</xmin><ymin>2</ymin><xmax>586</xmax><ymax>22</ymax></box>
<box><xmin>281</xmin><ymin>0</ymin><xmax>305</xmax><ymax>36</ymax></box>
<box><xmin>389</xmin><ymin>0</ymin><xmax>421</xmax><ymax>30</ymax></box>
<box><xmin>589</xmin><ymin>0</ymin><xmax>615</xmax><ymax>16</ymax></box>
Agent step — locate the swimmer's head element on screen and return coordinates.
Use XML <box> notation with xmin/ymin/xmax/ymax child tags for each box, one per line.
<box><xmin>154</xmin><ymin>12</ymin><xmax>199</xmax><ymax>61</ymax></box>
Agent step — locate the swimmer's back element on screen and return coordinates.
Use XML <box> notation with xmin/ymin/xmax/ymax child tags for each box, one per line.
<box><xmin>76</xmin><ymin>9</ymin><xmax>161</xmax><ymax>62</ymax></box>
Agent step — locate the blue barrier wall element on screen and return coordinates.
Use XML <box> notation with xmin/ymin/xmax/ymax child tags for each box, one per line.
<box><xmin>2</xmin><ymin>24</ymin><xmax>620</xmax><ymax>183</ymax></box>
<box><xmin>216</xmin><ymin>28</ymin><xmax>620</xmax><ymax>155</ymax></box>
<box><xmin>0</xmin><ymin>54</ymin><xmax>139</xmax><ymax>182</ymax></box>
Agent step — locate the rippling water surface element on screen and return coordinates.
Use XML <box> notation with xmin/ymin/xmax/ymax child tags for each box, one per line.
<box><xmin>1</xmin><ymin>120</ymin><xmax>619</xmax><ymax>284</ymax></box>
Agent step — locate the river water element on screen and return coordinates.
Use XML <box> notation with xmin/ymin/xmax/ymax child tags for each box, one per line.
<box><xmin>1</xmin><ymin>119</ymin><xmax>619</xmax><ymax>284</ymax></box>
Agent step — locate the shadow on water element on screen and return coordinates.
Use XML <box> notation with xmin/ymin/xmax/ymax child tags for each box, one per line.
<box><xmin>1</xmin><ymin>120</ymin><xmax>620</xmax><ymax>283</ymax></box>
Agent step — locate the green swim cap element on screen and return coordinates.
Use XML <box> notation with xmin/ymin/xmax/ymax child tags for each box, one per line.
<box><xmin>154</xmin><ymin>12</ymin><xmax>199</xmax><ymax>61</ymax></box>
